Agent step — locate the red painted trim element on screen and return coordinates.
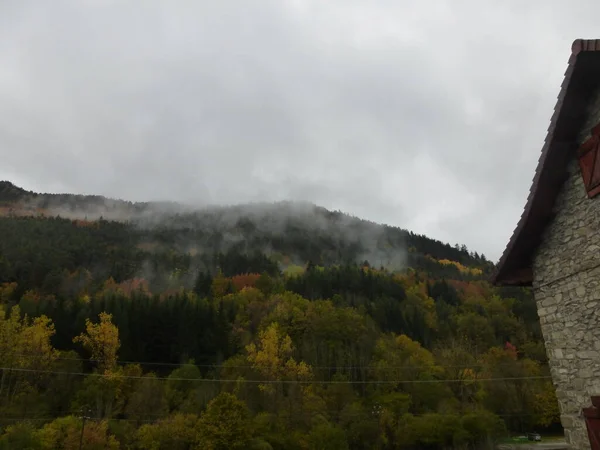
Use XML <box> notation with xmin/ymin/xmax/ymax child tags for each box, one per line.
<box><xmin>579</xmin><ymin>149</ymin><xmax>596</xmax><ymax>187</ymax></box>
<box><xmin>579</xmin><ymin>135</ymin><xmax>600</xmax><ymax>155</ymax></box>
<box><xmin>578</xmin><ymin>121</ymin><xmax>600</xmax><ymax>196</ymax></box>
<box><xmin>588</xmin><ymin>184</ymin><xmax>600</xmax><ymax>198</ymax></box>
<box><xmin>584</xmin><ymin>397</ymin><xmax>600</xmax><ymax>449</ymax></box>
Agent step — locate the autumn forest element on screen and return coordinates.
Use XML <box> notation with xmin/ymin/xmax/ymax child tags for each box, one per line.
<box><xmin>0</xmin><ymin>181</ymin><xmax>557</xmax><ymax>449</ymax></box>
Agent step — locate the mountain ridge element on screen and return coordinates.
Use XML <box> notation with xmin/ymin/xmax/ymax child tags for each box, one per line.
<box><xmin>0</xmin><ymin>180</ymin><xmax>490</xmax><ymax>272</ymax></box>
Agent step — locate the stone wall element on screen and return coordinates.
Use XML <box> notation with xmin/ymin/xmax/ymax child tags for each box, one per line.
<box><xmin>532</xmin><ymin>87</ymin><xmax>600</xmax><ymax>450</ymax></box>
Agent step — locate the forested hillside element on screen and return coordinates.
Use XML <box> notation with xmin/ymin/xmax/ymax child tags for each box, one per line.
<box><xmin>0</xmin><ymin>182</ymin><xmax>555</xmax><ymax>449</ymax></box>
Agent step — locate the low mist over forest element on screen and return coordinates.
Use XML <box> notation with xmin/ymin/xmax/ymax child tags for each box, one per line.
<box><xmin>0</xmin><ymin>181</ymin><xmax>555</xmax><ymax>450</ymax></box>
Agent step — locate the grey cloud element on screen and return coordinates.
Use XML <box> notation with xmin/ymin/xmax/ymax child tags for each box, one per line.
<box><xmin>2</xmin><ymin>0</ymin><xmax>600</xmax><ymax>262</ymax></box>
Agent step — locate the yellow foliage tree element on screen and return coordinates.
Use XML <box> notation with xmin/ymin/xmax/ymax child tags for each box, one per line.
<box><xmin>246</xmin><ymin>323</ymin><xmax>312</xmax><ymax>393</ymax></box>
<box><xmin>371</xmin><ymin>334</ymin><xmax>452</xmax><ymax>413</ymax></box>
<box><xmin>197</xmin><ymin>393</ymin><xmax>253</xmax><ymax>450</ymax></box>
<box><xmin>73</xmin><ymin>312</ymin><xmax>120</xmax><ymax>374</ymax></box>
<box><xmin>19</xmin><ymin>315</ymin><xmax>59</xmax><ymax>370</ymax></box>
<box><xmin>37</xmin><ymin>415</ymin><xmax>119</xmax><ymax>450</ymax></box>
<box><xmin>435</xmin><ymin>258</ymin><xmax>483</xmax><ymax>276</ymax></box>
<box><xmin>246</xmin><ymin>322</ymin><xmax>313</xmax><ymax>423</ymax></box>
<box><xmin>211</xmin><ymin>271</ymin><xmax>233</xmax><ymax>298</ymax></box>
<box><xmin>405</xmin><ymin>286</ymin><xmax>438</xmax><ymax>331</ymax></box>
<box><xmin>0</xmin><ymin>306</ymin><xmax>59</xmax><ymax>407</ymax></box>
<box><xmin>136</xmin><ymin>413</ymin><xmax>200</xmax><ymax>450</ymax></box>
<box><xmin>534</xmin><ymin>381</ymin><xmax>561</xmax><ymax>427</ymax></box>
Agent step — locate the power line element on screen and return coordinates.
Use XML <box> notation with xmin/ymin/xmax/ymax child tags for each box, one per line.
<box><xmin>0</xmin><ymin>410</ymin><xmax>548</xmax><ymax>423</ymax></box>
<box><xmin>10</xmin><ymin>353</ymin><xmax>550</xmax><ymax>371</ymax></box>
<box><xmin>0</xmin><ymin>416</ymin><xmax>158</xmax><ymax>424</ymax></box>
<box><xmin>0</xmin><ymin>366</ymin><xmax>552</xmax><ymax>384</ymax></box>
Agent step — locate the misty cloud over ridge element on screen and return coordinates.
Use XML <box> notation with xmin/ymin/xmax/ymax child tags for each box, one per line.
<box><xmin>2</xmin><ymin>1</ymin><xmax>600</xmax><ymax>261</ymax></box>
<box><xmin>1</xmin><ymin>179</ymin><xmax>412</xmax><ymax>271</ymax></box>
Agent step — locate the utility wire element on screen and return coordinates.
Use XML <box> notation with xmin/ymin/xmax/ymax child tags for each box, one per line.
<box><xmin>0</xmin><ymin>366</ymin><xmax>552</xmax><ymax>384</ymax></box>
<box><xmin>0</xmin><ymin>410</ymin><xmax>547</xmax><ymax>424</ymax></box>
<box><xmin>0</xmin><ymin>408</ymin><xmax>547</xmax><ymax>419</ymax></box>
<box><xmin>10</xmin><ymin>354</ymin><xmax>549</xmax><ymax>371</ymax></box>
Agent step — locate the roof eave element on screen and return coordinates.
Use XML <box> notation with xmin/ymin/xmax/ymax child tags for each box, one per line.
<box><xmin>493</xmin><ymin>39</ymin><xmax>600</xmax><ymax>287</ymax></box>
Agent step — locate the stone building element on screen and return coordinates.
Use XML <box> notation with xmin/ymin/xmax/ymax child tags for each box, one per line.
<box><xmin>493</xmin><ymin>39</ymin><xmax>600</xmax><ymax>450</ymax></box>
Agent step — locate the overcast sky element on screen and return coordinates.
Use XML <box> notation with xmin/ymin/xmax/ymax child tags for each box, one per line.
<box><xmin>1</xmin><ymin>1</ymin><xmax>599</xmax><ymax>261</ymax></box>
